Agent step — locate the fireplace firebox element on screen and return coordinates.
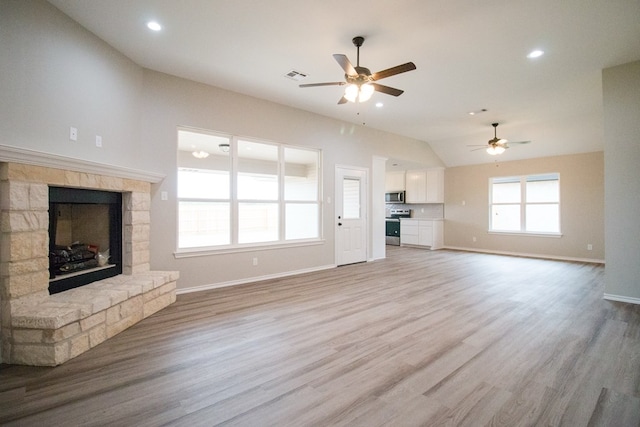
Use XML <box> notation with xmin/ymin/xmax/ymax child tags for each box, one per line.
<box><xmin>48</xmin><ymin>187</ymin><xmax>123</xmax><ymax>294</ymax></box>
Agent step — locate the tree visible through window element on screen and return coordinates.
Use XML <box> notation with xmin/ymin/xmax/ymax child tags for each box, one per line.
<box><xmin>490</xmin><ymin>173</ymin><xmax>560</xmax><ymax>234</ymax></box>
<box><xmin>177</xmin><ymin>128</ymin><xmax>321</xmax><ymax>250</ymax></box>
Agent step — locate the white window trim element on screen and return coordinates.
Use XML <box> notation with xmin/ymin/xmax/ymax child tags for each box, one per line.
<box><xmin>488</xmin><ymin>231</ymin><xmax>563</xmax><ymax>238</ymax></box>
<box><xmin>174</xmin><ymin>238</ymin><xmax>326</xmax><ymax>258</ymax></box>
<box><xmin>176</xmin><ymin>127</ymin><xmax>323</xmax><ymax>253</ymax></box>
<box><xmin>488</xmin><ymin>173</ymin><xmax>561</xmax><ymax>236</ymax></box>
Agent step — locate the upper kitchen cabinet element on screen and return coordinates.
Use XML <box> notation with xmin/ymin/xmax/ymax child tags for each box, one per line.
<box><xmin>385</xmin><ymin>171</ymin><xmax>406</xmax><ymax>192</ymax></box>
<box><xmin>405</xmin><ymin>168</ymin><xmax>444</xmax><ymax>203</ymax></box>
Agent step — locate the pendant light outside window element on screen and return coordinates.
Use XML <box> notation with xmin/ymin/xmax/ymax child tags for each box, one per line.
<box><xmin>192</xmin><ymin>150</ymin><xmax>209</xmax><ymax>159</ymax></box>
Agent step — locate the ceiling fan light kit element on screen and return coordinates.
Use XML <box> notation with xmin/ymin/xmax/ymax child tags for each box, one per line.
<box><xmin>468</xmin><ymin>122</ymin><xmax>531</xmax><ymax>155</ymax></box>
<box><xmin>486</xmin><ymin>145</ymin><xmax>506</xmax><ymax>155</ymax></box>
<box><xmin>300</xmin><ymin>36</ymin><xmax>416</xmax><ymax>104</ymax></box>
<box><xmin>344</xmin><ymin>83</ymin><xmax>374</xmax><ymax>103</ymax></box>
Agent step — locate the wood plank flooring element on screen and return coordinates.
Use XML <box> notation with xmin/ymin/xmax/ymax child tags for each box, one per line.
<box><xmin>1</xmin><ymin>247</ymin><xmax>639</xmax><ymax>426</ymax></box>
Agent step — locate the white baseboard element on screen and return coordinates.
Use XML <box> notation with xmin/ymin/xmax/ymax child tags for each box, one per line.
<box><xmin>443</xmin><ymin>246</ymin><xmax>605</xmax><ymax>264</ymax></box>
<box><xmin>176</xmin><ymin>263</ymin><xmax>336</xmax><ymax>295</ymax></box>
<box><xmin>603</xmin><ymin>294</ymin><xmax>640</xmax><ymax>305</ymax></box>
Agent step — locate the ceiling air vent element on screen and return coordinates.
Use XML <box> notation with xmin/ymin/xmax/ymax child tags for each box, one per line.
<box><xmin>284</xmin><ymin>70</ymin><xmax>308</xmax><ymax>81</ymax></box>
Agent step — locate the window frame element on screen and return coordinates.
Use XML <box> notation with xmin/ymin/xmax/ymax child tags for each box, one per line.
<box><xmin>488</xmin><ymin>173</ymin><xmax>562</xmax><ymax>237</ymax></box>
<box><xmin>175</xmin><ymin>127</ymin><xmax>323</xmax><ymax>256</ymax></box>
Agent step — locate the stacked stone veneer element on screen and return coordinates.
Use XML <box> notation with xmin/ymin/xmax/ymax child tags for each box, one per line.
<box><xmin>0</xmin><ymin>162</ymin><xmax>178</xmax><ymax>366</ymax></box>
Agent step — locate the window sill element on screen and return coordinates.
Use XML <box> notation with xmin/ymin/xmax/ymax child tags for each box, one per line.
<box><xmin>488</xmin><ymin>231</ymin><xmax>563</xmax><ymax>238</ymax></box>
<box><xmin>174</xmin><ymin>238</ymin><xmax>325</xmax><ymax>259</ymax></box>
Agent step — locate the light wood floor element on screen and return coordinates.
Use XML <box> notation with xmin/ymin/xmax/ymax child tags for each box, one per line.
<box><xmin>1</xmin><ymin>247</ymin><xmax>639</xmax><ymax>426</ymax></box>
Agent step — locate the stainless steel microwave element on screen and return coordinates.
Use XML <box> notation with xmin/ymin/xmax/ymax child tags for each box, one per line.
<box><xmin>385</xmin><ymin>191</ymin><xmax>405</xmax><ymax>204</ymax></box>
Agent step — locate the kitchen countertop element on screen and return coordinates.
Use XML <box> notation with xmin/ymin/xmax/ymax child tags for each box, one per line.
<box><xmin>400</xmin><ymin>217</ymin><xmax>444</xmax><ymax>221</ymax></box>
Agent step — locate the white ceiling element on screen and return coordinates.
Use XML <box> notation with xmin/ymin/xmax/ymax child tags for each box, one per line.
<box><xmin>49</xmin><ymin>0</ymin><xmax>640</xmax><ymax>167</ymax></box>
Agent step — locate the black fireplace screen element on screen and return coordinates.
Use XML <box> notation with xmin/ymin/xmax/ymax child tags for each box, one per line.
<box><xmin>48</xmin><ymin>187</ymin><xmax>122</xmax><ymax>294</ymax></box>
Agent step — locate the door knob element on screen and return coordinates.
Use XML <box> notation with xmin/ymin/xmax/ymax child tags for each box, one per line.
<box><xmin>338</xmin><ymin>222</ymin><xmax>342</xmax><ymax>226</ymax></box>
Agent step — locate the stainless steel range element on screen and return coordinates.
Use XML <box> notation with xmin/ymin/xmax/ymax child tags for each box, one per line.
<box><xmin>385</xmin><ymin>208</ymin><xmax>411</xmax><ymax>245</ymax></box>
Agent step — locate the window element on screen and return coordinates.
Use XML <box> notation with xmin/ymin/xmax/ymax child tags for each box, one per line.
<box><xmin>177</xmin><ymin>128</ymin><xmax>321</xmax><ymax>250</ymax></box>
<box><xmin>489</xmin><ymin>173</ymin><xmax>560</xmax><ymax>234</ymax></box>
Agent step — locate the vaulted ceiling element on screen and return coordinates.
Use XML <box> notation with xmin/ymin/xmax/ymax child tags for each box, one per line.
<box><xmin>49</xmin><ymin>0</ymin><xmax>640</xmax><ymax>167</ymax></box>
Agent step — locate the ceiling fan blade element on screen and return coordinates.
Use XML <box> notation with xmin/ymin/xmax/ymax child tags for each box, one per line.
<box><xmin>333</xmin><ymin>54</ymin><xmax>357</xmax><ymax>76</ymax></box>
<box><xmin>508</xmin><ymin>140</ymin><xmax>532</xmax><ymax>145</ymax></box>
<box><xmin>299</xmin><ymin>82</ymin><xmax>346</xmax><ymax>88</ymax></box>
<box><xmin>371</xmin><ymin>62</ymin><xmax>416</xmax><ymax>81</ymax></box>
<box><xmin>337</xmin><ymin>96</ymin><xmax>348</xmax><ymax>105</ymax></box>
<box><xmin>371</xmin><ymin>83</ymin><xmax>404</xmax><ymax>97</ymax></box>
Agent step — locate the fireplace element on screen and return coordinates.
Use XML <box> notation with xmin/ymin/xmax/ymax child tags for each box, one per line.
<box><xmin>48</xmin><ymin>187</ymin><xmax>123</xmax><ymax>294</ymax></box>
<box><xmin>0</xmin><ymin>153</ymin><xmax>178</xmax><ymax>366</ymax></box>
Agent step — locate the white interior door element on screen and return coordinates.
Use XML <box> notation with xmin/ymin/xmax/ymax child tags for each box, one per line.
<box><xmin>336</xmin><ymin>166</ymin><xmax>367</xmax><ymax>266</ymax></box>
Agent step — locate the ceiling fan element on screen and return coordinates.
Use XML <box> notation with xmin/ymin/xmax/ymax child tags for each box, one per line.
<box><xmin>299</xmin><ymin>36</ymin><xmax>416</xmax><ymax>104</ymax></box>
<box><xmin>469</xmin><ymin>123</ymin><xmax>531</xmax><ymax>155</ymax></box>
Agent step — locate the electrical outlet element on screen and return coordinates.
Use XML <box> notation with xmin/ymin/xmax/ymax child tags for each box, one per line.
<box><xmin>69</xmin><ymin>127</ymin><xmax>78</xmax><ymax>141</ymax></box>
<box><xmin>472</xmin><ymin>236</ymin><xmax>477</xmax><ymax>242</ymax></box>
<box><xmin>161</xmin><ymin>191</ymin><xmax>168</xmax><ymax>201</ymax></box>
<box><xmin>95</xmin><ymin>135</ymin><xmax>102</xmax><ymax>147</ymax></box>
<box><xmin>253</xmin><ymin>257</ymin><xmax>258</xmax><ymax>266</ymax></box>
<box><xmin>587</xmin><ymin>244</ymin><xmax>593</xmax><ymax>250</ymax></box>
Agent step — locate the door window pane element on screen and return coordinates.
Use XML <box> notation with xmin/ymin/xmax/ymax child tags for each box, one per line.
<box><xmin>343</xmin><ymin>178</ymin><xmax>360</xmax><ymax>219</ymax></box>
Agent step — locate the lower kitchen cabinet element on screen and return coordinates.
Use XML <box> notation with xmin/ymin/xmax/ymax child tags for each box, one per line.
<box><xmin>400</xmin><ymin>218</ymin><xmax>443</xmax><ymax>250</ymax></box>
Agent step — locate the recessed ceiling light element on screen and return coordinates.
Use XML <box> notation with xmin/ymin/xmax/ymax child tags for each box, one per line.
<box><xmin>375</xmin><ymin>102</ymin><xmax>384</xmax><ymax>108</ymax></box>
<box><xmin>527</xmin><ymin>49</ymin><xmax>544</xmax><ymax>59</ymax></box>
<box><xmin>147</xmin><ymin>21</ymin><xmax>162</xmax><ymax>31</ymax></box>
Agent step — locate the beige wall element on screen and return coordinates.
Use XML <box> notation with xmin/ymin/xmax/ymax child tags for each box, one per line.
<box><xmin>444</xmin><ymin>151</ymin><xmax>604</xmax><ymax>262</ymax></box>
<box><xmin>603</xmin><ymin>60</ymin><xmax>640</xmax><ymax>302</ymax></box>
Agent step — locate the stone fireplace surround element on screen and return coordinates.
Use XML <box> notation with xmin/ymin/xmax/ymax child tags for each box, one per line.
<box><xmin>0</xmin><ymin>147</ymin><xmax>179</xmax><ymax>366</ymax></box>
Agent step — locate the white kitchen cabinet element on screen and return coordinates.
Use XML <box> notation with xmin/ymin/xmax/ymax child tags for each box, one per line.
<box><xmin>425</xmin><ymin>168</ymin><xmax>444</xmax><ymax>203</ymax></box>
<box><xmin>400</xmin><ymin>218</ymin><xmax>443</xmax><ymax>250</ymax></box>
<box><xmin>400</xmin><ymin>221</ymin><xmax>419</xmax><ymax>245</ymax></box>
<box><xmin>405</xmin><ymin>168</ymin><xmax>444</xmax><ymax>203</ymax></box>
<box><xmin>405</xmin><ymin>170</ymin><xmax>426</xmax><ymax>203</ymax></box>
<box><xmin>385</xmin><ymin>171</ymin><xmax>405</xmax><ymax>191</ymax></box>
